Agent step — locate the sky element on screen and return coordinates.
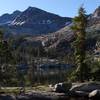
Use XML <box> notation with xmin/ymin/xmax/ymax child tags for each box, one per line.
<box><xmin>0</xmin><ymin>0</ymin><xmax>100</xmax><ymax>17</ymax></box>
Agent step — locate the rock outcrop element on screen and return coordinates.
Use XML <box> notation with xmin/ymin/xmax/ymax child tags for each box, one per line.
<box><xmin>53</xmin><ymin>82</ymin><xmax>72</xmax><ymax>93</ymax></box>
<box><xmin>89</xmin><ymin>89</ymin><xmax>100</xmax><ymax>99</ymax></box>
<box><xmin>70</xmin><ymin>82</ymin><xmax>100</xmax><ymax>92</ymax></box>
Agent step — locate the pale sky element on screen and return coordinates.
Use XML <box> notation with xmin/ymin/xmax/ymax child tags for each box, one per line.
<box><xmin>0</xmin><ymin>0</ymin><xmax>100</xmax><ymax>17</ymax></box>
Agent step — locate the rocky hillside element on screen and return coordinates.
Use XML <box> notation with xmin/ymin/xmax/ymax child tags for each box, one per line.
<box><xmin>88</xmin><ymin>6</ymin><xmax>100</xmax><ymax>30</ymax></box>
<box><xmin>45</xmin><ymin>6</ymin><xmax>100</xmax><ymax>48</ymax></box>
<box><xmin>1</xmin><ymin>6</ymin><xmax>100</xmax><ymax>56</ymax></box>
<box><xmin>0</xmin><ymin>10</ymin><xmax>21</xmax><ymax>25</ymax></box>
<box><xmin>86</xmin><ymin>6</ymin><xmax>100</xmax><ymax>42</ymax></box>
<box><xmin>26</xmin><ymin>6</ymin><xmax>100</xmax><ymax>54</ymax></box>
<box><xmin>0</xmin><ymin>6</ymin><xmax>72</xmax><ymax>37</ymax></box>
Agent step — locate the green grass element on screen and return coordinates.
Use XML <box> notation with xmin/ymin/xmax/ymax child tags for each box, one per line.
<box><xmin>32</xmin><ymin>85</ymin><xmax>51</xmax><ymax>92</ymax></box>
<box><xmin>0</xmin><ymin>85</ymin><xmax>51</xmax><ymax>94</ymax></box>
<box><xmin>0</xmin><ymin>87</ymin><xmax>19</xmax><ymax>95</ymax></box>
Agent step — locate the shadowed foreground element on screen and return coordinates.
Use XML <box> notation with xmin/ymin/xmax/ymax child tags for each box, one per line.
<box><xmin>0</xmin><ymin>91</ymin><xmax>94</xmax><ymax>100</ymax></box>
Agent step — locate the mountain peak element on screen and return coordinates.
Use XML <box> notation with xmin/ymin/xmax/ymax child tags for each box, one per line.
<box><xmin>93</xmin><ymin>6</ymin><xmax>100</xmax><ymax>18</ymax></box>
<box><xmin>27</xmin><ymin>6</ymin><xmax>37</xmax><ymax>9</ymax></box>
<box><xmin>0</xmin><ymin>6</ymin><xmax>72</xmax><ymax>36</ymax></box>
<box><xmin>13</xmin><ymin>10</ymin><xmax>21</xmax><ymax>14</ymax></box>
<box><xmin>26</xmin><ymin>6</ymin><xmax>43</xmax><ymax>12</ymax></box>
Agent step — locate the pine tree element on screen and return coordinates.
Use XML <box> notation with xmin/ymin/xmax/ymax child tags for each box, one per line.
<box><xmin>71</xmin><ymin>7</ymin><xmax>90</xmax><ymax>81</ymax></box>
<box><xmin>0</xmin><ymin>30</ymin><xmax>16</xmax><ymax>86</ymax></box>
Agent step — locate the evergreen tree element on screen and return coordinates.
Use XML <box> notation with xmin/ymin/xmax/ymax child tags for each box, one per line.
<box><xmin>0</xmin><ymin>30</ymin><xmax>16</xmax><ymax>86</ymax></box>
<box><xmin>71</xmin><ymin>7</ymin><xmax>90</xmax><ymax>81</ymax></box>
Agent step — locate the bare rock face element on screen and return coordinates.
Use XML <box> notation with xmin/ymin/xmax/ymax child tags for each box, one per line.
<box><xmin>0</xmin><ymin>10</ymin><xmax>21</xmax><ymax>25</ymax></box>
<box><xmin>92</xmin><ymin>6</ymin><xmax>100</xmax><ymax>18</ymax></box>
<box><xmin>88</xmin><ymin>6</ymin><xmax>100</xmax><ymax>27</ymax></box>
